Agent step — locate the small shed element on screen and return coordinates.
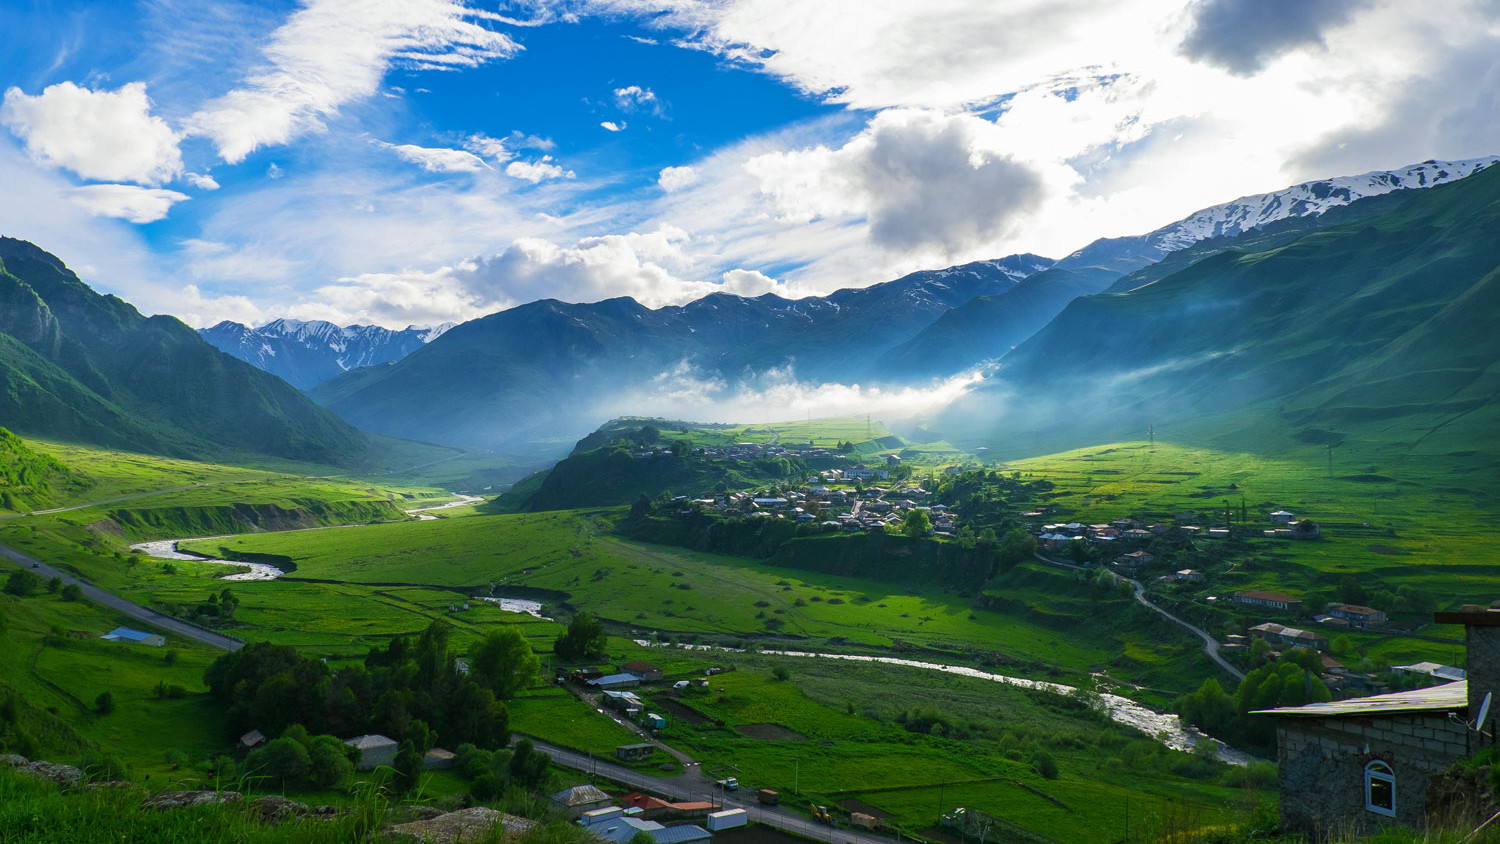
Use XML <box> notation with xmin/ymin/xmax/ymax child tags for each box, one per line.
<box><xmin>101</xmin><ymin>627</ymin><xmax>166</xmax><ymax>647</ymax></box>
<box><xmin>343</xmin><ymin>734</ymin><xmax>399</xmax><ymax>771</ymax></box>
<box><xmin>590</xmin><ymin>673</ymin><xmax>642</xmax><ymax>690</ymax></box>
<box><xmin>616</xmin><ymin>742</ymin><xmax>655</xmax><ymax>762</ymax></box>
<box><xmin>645</xmin><ymin>712</ymin><xmax>666</xmax><ymax>730</ymax></box>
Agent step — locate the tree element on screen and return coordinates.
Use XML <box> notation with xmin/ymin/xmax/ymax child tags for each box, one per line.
<box><xmin>4</xmin><ymin>570</ymin><xmax>40</xmax><ymax>597</ymax></box>
<box><xmin>393</xmin><ymin>739</ymin><xmax>423</xmax><ymax>794</ymax></box>
<box><xmin>307</xmin><ymin>734</ymin><xmax>354</xmax><ymax>788</ymax></box>
<box><xmin>554</xmin><ymin>612</ymin><xmax>607</xmax><ymax>661</ymax></box>
<box><xmin>59</xmin><ymin>583</ymin><xmax>82</xmax><ymax>602</ymax></box>
<box><xmin>1033</xmin><ymin>751</ymin><xmax>1059</xmax><ymax>780</ymax></box>
<box><xmin>469</xmin><ymin>629</ymin><xmax>539</xmax><ymax>700</ymax></box>
<box><xmin>253</xmin><ymin>737</ymin><xmax>312</xmax><ymax>788</ymax></box>
<box><xmin>94</xmin><ymin>691</ymin><xmax>115</xmax><ymax>714</ymax></box>
<box><xmin>901</xmin><ymin>508</ymin><xmax>932</xmax><ymax>537</ymax></box>
<box><xmin>509</xmin><ymin>738</ymin><xmax>551</xmax><ymax>789</ymax></box>
<box><xmin>45</xmin><ymin>577</ymin><xmax>61</xmax><ymax>594</ymax></box>
<box><xmin>772</xmin><ymin>666</ymin><xmax>790</xmax><ymax>681</ymax></box>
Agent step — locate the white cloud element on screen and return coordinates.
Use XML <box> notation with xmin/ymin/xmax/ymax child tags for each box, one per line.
<box><xmin>266</xmin><ymin>162</ymin><xmax>284</xmax><ymax>179</ymax></box>
<box><xmin>613</xmin><ymin>84</ymin><xmax>661</xmax><ymax>114</ymax></box>
<box><xmin>70</xmin><ymin>184</ymin><xmax>191</xmax><ymax>223</ymax></box>
<box><xmin>1</xmin><ymin>81</ymin><xmax>182</xmax><ymax>185</ymax></box>
<box><xmin>600</xmin><ymin>120</ymin><xmax>625</xmax><ymax>132</ymax></box>
<box><xmin>719</xmin><ymin>268</ymin><xmax>780</xmax><ymax>297</ymax></box>
<box><xmin>504</xmin><ymin>156</ymin><xmax>575</xmax><ymax>182</ymax></box>
<box><xmin>463</xmin><ymin>133</ymin><xmax>514</xmax><ymax>162</ymax></box>
<box><xmin>185</xmin><ymin>0</ymin><xmax>521</xmax><ymax>163</ymax></box>
<box><xmin>746</xmin><ymin>109</ymin><xmax>1046</xmax><ymax>256</ymax></box>
<box><xmin>383</xmin><ymin>141</ymin><xmax>491</xmax><ymax>173</ymax></box>
<box><xmin>658</xmin><ymin>165</ymin><xmax>698</xmax><ymax>191</ymax></box>
<box><xmin>185</xmin><ymin>172</ymin><xmax>220</xmax><ymax>190</ymax></box>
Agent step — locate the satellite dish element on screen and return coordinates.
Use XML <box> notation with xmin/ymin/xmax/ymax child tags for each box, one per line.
<box><xmin>1474</xmin><ymin>692</ymin><xmax>1493</xmax><ymax>732</ymax></box>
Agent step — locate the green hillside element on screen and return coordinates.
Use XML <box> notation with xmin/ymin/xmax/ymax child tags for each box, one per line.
<box><xmin>0</xmin><ymin>238</ymin><xmax>367</xmax><ymax>465</ymax></box>
<box><xmin>946</xmin><ymin>163</ymin><xmax>1500</xmax><ymax>456</ymax></box>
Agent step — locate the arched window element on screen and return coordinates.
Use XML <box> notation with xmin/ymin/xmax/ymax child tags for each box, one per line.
<box><xmin>1365</xmin><ymin>761</ymin><xmax>1395</xmax><ymax>817</ymax></box>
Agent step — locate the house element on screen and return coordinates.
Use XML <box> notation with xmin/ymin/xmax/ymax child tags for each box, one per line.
<box><xmin>589</xmin><ymin>673</ymin><xmax>642</xmax><ymax>690</ymax></box>
<box><xmin>1255</xmin><ymin>602</ymin><xmax>1500</xmax><ymax>837</ymax></box>
<box><xmin>1113</xmin><ymin>550</ymin><xmax>1156</xmax><ymax>569</ymax></box>
<box><xmin>100</xmin><ymin>627</ymin><xmax>166</xmax><ymax>647</ymax></box>
<box><xmin>645</xmin><ymin>713</ymin><xmax>667</xmax><ymax>730</ymax></box>
<box><xmin>1175</xmin><ymin>569</ymin><xmax>1205</xmax><ymax>583</ymax></box>
<box><xmin>1123</xmin><ymin>528</ymin><xmax>1154</xmax><ymax>543</ymax></box>
<box><xmin>581</xmin><ymin>808</ymin><xmax>714</xmax><ymax>844</ymax></box>
<box><xmin>343</xmin><ymin>734</ymin><xmax>399</xmax><ymax>771</ymax></box>
<box><xmin>620</xmin><ymin>792</ymin><xmax>716</xmax><ymax>820</ymax></box>
<box><xmin>622</xmin><ymin>660</ymin><xmax>664</xmax><ymax>682</ymax></box>
<box><xmin>1270</xmin><ymin>510</ymin><xmax>1296</xmax><ymax>524</ymax></box>
<box><xmin>1392</xmin><ymin>662</ymin><xmax>1467</xmax><ymax>683</ymax></box>
<box><xmin>1250</xmin><ymin>622</ymin><xmax>1329</xmax><ymax>651</ymax></box>
<box><xmin>886</xmin><ymin>454</ymin><xmax>902</xmax><ymax>466</ymax></box>
<box><xmin>601</xmin><ymin>690</ymin><xmax>644</xmax><ymax>712</ymax></box>
<box><xmin>1233</xmin><ymin>590</ymin><xmax>1302</xmax><ymax>612</ymax></box>
<box><xmin>552</xmin><ymin>784</ymin><xmax>613</xmax><ymax>818</ymax></box>
<box><xmin>239</xmin><ymin>729</ymin><xmax>266</xmax><ymax>750</ymax></box>
<box><xmin>423</xmin><ymin>747</ymin><xmax>456</xmax><ymax>770</ymax></box>
<box><xmin>616</xmin><ymin>743</ymin><xmax>655</xmax><ymax>762</ymax></box>
<box><xmin>1328</xmin><ymin>604</ymin><xmax>1387</xmax><ymax>628</ymax></box>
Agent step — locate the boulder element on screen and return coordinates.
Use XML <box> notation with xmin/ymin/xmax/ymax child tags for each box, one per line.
<box><xmin>249</xmin><ymin>794</ymin><xmax>309</xmax><ymax>823</ymax></box>
<box><xmin>385</xmin><ymin>807</ymin><xmax>536</xmax><ymax>842</ymax></box>
<box><xmin>144</xmin><ymin>790</ymin><xmax>242</xmax><ymax>810</ymax></box>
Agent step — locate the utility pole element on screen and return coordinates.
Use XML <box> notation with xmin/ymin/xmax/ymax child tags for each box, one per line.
<box><xmin>1147</xmin><ymin>424</ymin><xmax>1155</xmax><ymax>451</ymax></box>
<box><xmin>1327</xmin><ymin>443</ymin><xmax>1334</xmax><ymax>477</ymax></box>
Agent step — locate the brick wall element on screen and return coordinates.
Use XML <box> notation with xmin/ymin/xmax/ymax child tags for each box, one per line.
<box><xmin>1277</xmin><ymin>712</ymin><xmax>1470</xmax><ymax>839</ymax></box>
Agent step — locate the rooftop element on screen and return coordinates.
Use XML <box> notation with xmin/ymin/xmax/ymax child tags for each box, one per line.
<box><xmin>1252</xmin><ymin>680</ymin><xmax>1466</xmax><ymax>717</ymax></box>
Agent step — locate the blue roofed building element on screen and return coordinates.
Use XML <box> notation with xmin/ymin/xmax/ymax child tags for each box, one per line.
<box><xmin>100</xmin><ymin>627</ymin><xmax>166</xmax><ymax>647</ymax></box>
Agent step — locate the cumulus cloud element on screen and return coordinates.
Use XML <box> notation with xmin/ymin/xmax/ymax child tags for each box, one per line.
<box><xmin>1178</xmin><ymin>0</ymin><xmax>1373</xmax><ymax>75</ymax></box>
<box><xmin>383</xmin><ymin>141</ymin><xmax>491</xmax><ymax>173</ymax></box>
<box><xmin>600</xmin><ymin>120</ymin><xmax>625</xmax><ymax>132</ymax></box>
<box><xmin>719</xmin><ymin>268</ymin><xmax>780</xmax><ymax>297</ymax></box>
<box><xmin>504</xmin><ymin>156</ymin><xmax>575</xmax><ymax>182</ymax></box>
<box><xmin>658</xmin><ymin>165</ymin><xmax>699</xmax><ymax>191</ymax></box>
<box><xmin>1</xmin><ymin>81</ymin><xmax>182</xmax><ymax>185</ymax></box>
<box><xmin>746</xmin><ymin>109</ymin><xmax>1046</xmax><ymax>256</ymax></box>
<box><xmin>70</xmin><ymin>184</ymin><xmax>191</xmax><ymax>223</ymax></box>
<box><xmin>186</xmin><ymin>172</ymin><xmax>221</xmax><ymax>190</ymax></box>
<box><xmin>185</xmin><ymin>0</ymin><xmax>521</xmax><ymax>163</ymax></box>
<box><xmin>613</xmin><ymin>84</ymin><xmax>662</xmax><ymax>114</ymax></box>
<box><xmin>457</xmin><ymin>226</ymin><xmax>698</xmax><ymax>307</ymax></box>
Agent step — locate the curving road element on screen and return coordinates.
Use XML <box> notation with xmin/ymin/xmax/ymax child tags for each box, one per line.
<box><xmin>1032</xmin><ymin>552</ymin><xmax>1243</xmax><ymax>681</ymax></box>
<box><xmin>0</xmin><ymin>542</ymin><xmax>244</xmax><ymax>651</ymax></box>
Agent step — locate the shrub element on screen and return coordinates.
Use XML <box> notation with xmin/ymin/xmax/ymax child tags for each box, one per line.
<box><xmin>772</xmin><ymin>666</ymin><xmax>790</xmax><ymax>681</ymax></box>
<box><xmin>59</xmin><ymin>583</ymin><xmax>82</xmax><ymax>602</ymax></box>
<box><xmin>94</xmin><ymin>692</ymin><xmax>115</xmax><ymax>714</ymax></box>
<box><xmin>1033</xmin><ymin>751</ymin><xmax>1059</xmax><ymax>779</ymax></box>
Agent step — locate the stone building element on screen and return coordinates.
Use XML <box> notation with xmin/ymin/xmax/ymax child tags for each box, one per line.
<box><xmin>1258</xmin><ymin>603</ymin><xmax>1499</xmax><ymax>838</ymax></box>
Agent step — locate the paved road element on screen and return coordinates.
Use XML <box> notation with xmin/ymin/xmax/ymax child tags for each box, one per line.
<box><xmin>0</xmin><ymin>542</ymin><xmax>244</xmax><ymax>651</ymax></box>
<box><xmin>1032</xmin><ymin>552</ymin><xmax>1243</xmax><ymax>681</ymax></box>
<box><xmin>524</xmin><ymin>736</ymin><xmax>901</xmax><ymax>844</ymax></box>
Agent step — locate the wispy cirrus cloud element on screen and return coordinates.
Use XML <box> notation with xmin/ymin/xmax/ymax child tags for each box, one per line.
<box><xmin>184</xmin><ymin>0</ymin><xmax>523</xmax><ymax>164</ymax></box>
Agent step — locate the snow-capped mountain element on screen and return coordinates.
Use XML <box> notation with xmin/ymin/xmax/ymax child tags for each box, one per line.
<box><xmin>1056</xmin><ymin>156</ymin><xmax>1500</xmax><ymax>271</ymax></box>
<box><xmin>200</xmin><ymin>319</ymin><xmax>453</xmax><ymax>390</ymax></box>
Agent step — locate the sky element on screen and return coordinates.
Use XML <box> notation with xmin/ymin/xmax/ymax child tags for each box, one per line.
<box><xmin>2</xmin><ymin>0</ymin><xmax>1498</xmax><ymax>329</ymax></box>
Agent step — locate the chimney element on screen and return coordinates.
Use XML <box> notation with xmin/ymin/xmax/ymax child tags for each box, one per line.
<box><xmin>1435</xmin><ymin>602</ymin><xmax>1500</xmax><ymax>744</ymax></box>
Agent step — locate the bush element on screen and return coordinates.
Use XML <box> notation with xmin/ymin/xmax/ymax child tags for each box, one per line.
<box><xmin>1033</xmin><ymin>751</ymin><xmax>1059</xmax><ymax>779</ymax></box>
<box><xmin>93</xmin><ymin>692</ymin><xmax>114</xmax><ymax>714</ymax></box>
<box><xmin>4</xmin><ymin>570</ymin><xmax>40</xmax><ymax>597</ymax></box>
<box><xmin>59</xmin><ymin>583</ymin><xmax>82</xmax><ymax>602</ymax></box>
<box><xmin>772</xmin><ymin>666</ymin><xmax>790</xmax><ymax>681</ymax></box>
<box><xmin>78</xmin><ymin>749</ymin><xmax>130</xmax><ymax>782</ymax></box>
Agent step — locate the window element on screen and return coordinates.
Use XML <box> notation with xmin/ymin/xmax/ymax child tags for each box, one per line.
<box><xmin>1365</xmin><ymin>761</ymin><xmax>1395</xmax><ymax>817</ymax></box>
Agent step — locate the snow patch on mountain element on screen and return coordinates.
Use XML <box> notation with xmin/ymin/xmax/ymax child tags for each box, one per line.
<box><xmin>200</xmin><ymin>319</ymin><xmax>449</xmax><ymax>390</ymax></box>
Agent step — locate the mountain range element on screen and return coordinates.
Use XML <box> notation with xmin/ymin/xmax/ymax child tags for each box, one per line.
<box><xmin>199</xmin><ymin>319</ymin><xmax>453</xmax><ymax>390</ymax></box>
<box><xmin>0</xmin><ymin>237</ymin><xmax>365</xmax><ymax>464</ymax></box>
<box><xmin>303</xmin><ymin>157</ymin><xmax>1496</xmax><ymax>455</ymax></box>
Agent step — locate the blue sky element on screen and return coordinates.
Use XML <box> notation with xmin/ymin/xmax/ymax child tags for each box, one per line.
<box><xmin>2</xmin><ymin>0</ymin><xmax>1498</xmax><ymax>328</ymax></box>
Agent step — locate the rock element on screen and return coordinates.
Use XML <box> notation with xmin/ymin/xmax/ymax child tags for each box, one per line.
<box><xmin>144</xmin><ymin>790</ymin><xmax>242</xmax><ymax>810</ymax></box>
<box><xmin>249</xmin><ymin>794</ymin><xmax>309</xmax><ymax>823</ymax></box>
<box><xmin>0</xmin><ymin>754</ymin><xmax>28</xmax><ymax>769</ymax></box>
<box><xmin>310</xmin><ymin>805</ymin><xmax>353</xmax><ymax>819</ymax></box>
<box><xmin>84</xmin><ymin>780</ymin><xmax>143</xmax><ymax>793</ymax></box>
<box><xmin>385</xmin><ymin>807</ymin><xmax>536</xmax><ymax>842</ymax></box>
<box><xmin>20</xmin><ymin>761</ymin><xmax>84</xmax><ymax>788</ymax></box>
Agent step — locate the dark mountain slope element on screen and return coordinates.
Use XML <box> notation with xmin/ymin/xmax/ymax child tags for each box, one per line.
<box><xmin>943</xmin><ymin>163</ymin><xmax>1500</xmax><ymax>451</ymax></box>
<box><xmin>0</xmin><ymin>238</ymin><xmax>366</xmax><ymax>464</ymax></box>
<box><xmin>312</xmin><ymin>257</ymin><xmax>1051</xmax><ymax>452</ymax></box>
<box><xmin>874</xmin><ymin>266</ymin><xmax>1121</xmax><ymax>378</ymax></box>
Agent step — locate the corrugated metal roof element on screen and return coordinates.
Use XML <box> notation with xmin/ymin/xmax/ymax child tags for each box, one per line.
<box><xmin>651</xmin><ymin>825</ymin><xmax>713</xmax><ymax>844</ymax></box>
<box><xmin>1253</xmin><ymin>681</ymin><xmax>1466</xmax><ymax>717</ymax></box>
